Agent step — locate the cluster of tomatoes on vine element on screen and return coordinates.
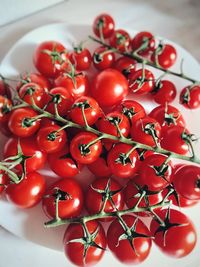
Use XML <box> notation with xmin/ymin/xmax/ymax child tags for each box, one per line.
<box><xmin>0</xmin><ymin>13</ymin><xmax>200</xmax><ymax>266</ymax></box>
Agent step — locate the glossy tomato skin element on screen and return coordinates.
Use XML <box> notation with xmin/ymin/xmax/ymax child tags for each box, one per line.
<box><xmin>3</xmin><ymin>137</ymin><xmax>47</xmax><ymax>173</ymax></box>
<box><xmin>42</xmin><ymin>178</ymin><xmax>83</xmax><ymax>219</ymax></box>
<box><xmin>93</xmin><ymin>46</ymin><xmax>115</xmax><ymax>70</ymax></box>
<box><xmin>64</xmin><ymin>220</ymin><xmax>107</xmax><ymax>266</ymax></box>
<box><xmin>151</xmin><ymin>44</ymin><xmax>177</xmax><ymax>69</ymax></box>
<box><xmin>70</xmin><ymin>96</ymin><xmax>101</xmax><ymax>126</ymax></box>
<box><xmin>131</xmin><ymin>31</ymin><xmax>155</xmax><ymax>55</ymax></box>
<box><xmin>69</xmin><ymin>47</ymin><xmax>92</xmax><ymax>71</ymax></box>
<box><xmin>6</xmin><ymin>172</ymin><xmax>46</xmax><ymax>208</ymax></box>
<box><xmin>91</xmin><ymin>68</ymin><xmax>129</xmax><ymax>108</ymax></box>
<box><xmin>0</xmin><ymin>95</ymin><xmax>12</xmax><ymax>123</ymax></box>
<box><xmin>8</xmin><ymin>108</ymin><xmax>40</xmax><ymax>137</ymax></box>
<box><xmin>180</xmin><ymin>85</ymin><xmax>200</xmax><ymax>109</ymax></box>
<box><xmin>85</xmin><ymin>177</ymin><xmax>124</xmax><ymax>217</ymax></box>
<box><xmin>129</xmin><ymin>69</ymin><xmax>155</xmax><ymax>94</ymax></box>
<box><xmin>87</xmin><ymin>156</ymin><xmax>112</xmax><ymax>178</ymax></box>
<box><xmin>93</xmin><ymin>13</ymin><xmax>115</xmax><ymax>39</ymax></box>
<box><xmin>130</xmin><ymin>116</ymin><xmax>161</xmax><ymax>147</ymax></box>
<box><xmin>114</xmin><ymin>56</ymin><xmax>137</xmax><ymax>78</ymax></box>
<box><xmin>33</xmin><ymin>41</ymin><xmax>68</xmax><ymax>78</ymax></box>
<box><xmin>54</xmin><ymin>72</ymin><xmax>89</xmax><ymax>99</ymax></box>
<box><xmin>70</xmin><ymin>132</ymin><xmax>102</xmax><ymax>164</ymax></box>
<box><xmin>150</xmin><ymin>209</ymin><xmax>197</xmax><ymax>258</ymax></box>
<box><xmin>109</xmin><ymin>29</ymin><xmax>131</xmax><ymax>52</ymax></box>
<box><xmin>107</xmin><ymin>143</ymin><xmax>139</xmax><ymax>178</ymax></box>
<box><xmin>173</xmin><ymin>165</ymin><xmax>200</xmax><ymax>200</ymax></box>
<box><xmin>107</xmin><ymin>215</ymin><xmax>152</xmax><ymax>264</ymax></box>
<box><xmin>138</xmin><ymin>154</ymin><xmax>173</xmax><ymax>192</ymax></box>
<box><xmin>152</xmin><ymin>80</ymin><xmax>177</xmax><ymax>104</ymax></box>
<box><xmin>48</xmin><ymin>147</ymin><xmax>82</xmax><ymax>178</ymax></box>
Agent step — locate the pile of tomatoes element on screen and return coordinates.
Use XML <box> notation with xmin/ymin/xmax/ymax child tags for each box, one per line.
<box><xmin>0</xmin><ymin>13</ymin><xmax>200</xmax><ymax>266</ymax></box>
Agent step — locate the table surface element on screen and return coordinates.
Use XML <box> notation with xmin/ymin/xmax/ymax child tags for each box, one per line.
<box><xmin>0</xmin><ymin>0</ymin><xmax>200</xmax><ymax>266</ymax></box>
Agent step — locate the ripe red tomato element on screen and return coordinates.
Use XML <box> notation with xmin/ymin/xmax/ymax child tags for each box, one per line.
<box><xmin>107</xmin><ymin>143</ymin><xmax>139</xmax><ymax>178</ymax></box>
<box><xmin>47</xmin><ymin>147</ymin><xmax>82</xmax><ymax>178</ymax></box>
<box><xmin>70</xmin><ymin>96</ymin><xmax>101</xmax><ymax>126</ymax></box>
<box><xmin>91</xmin><ymin>68</ymin><xmax>128</xmax><ymax>108</ymax></box>
<box><xmin>114</xmin><ymin>56</ymin><xmax>137</xmax><ymax>78</ymax></box>
<box><xmin>87</xmin><ymin>155</ymin><xmax>112</xmax><ymax>178</ymax></box>
<box><xmin>93</xmin><ymin>13</ymin><xmax>115</xmax><ymax>39</ymax></box>
<box><xmin>180</xmin><ymin>84</ymin><xmax>200</xmax><ymax>109</ymax></box>
<box><xmin>33</xmin><ymin>41</ymin><xmax>68</xmax><ymax>78</ymax></box>
<box><xmin>42</xmin><ymin>178</ymin><xmax>83</xmax><ymax>219</ymax></box>
<box><xmin>93</xmin><ymin>46</ymin><xmax>115</xmax><ymax>70</ymax></box>
<box><xmin>69</xmin><ymin>47</ymin><xmax>92</xmax><ymax>71</ymax></box>
<box><xmin>107</xmin><ymin>215</ymin><xmax>152</xmax><ymax>264</ymax></box>
<box><xmin>36</xmin><ymin>125</ymin><xmax>67</xmax><ymax>154</ymax></box>
<box><xmin>151</xmin><ymin>44</ymin><xmax>177</xmax><ymax>69</ymax></box>
<box><xmin>109</xmin><ymin>29</ymin><xmax>131</xmax><ymax>52</ymax></box>
<box><xmin>0</xmin><ymin>96</ymin><xmax>12</xmax><ymax>123</ymax></box>
<box><xmin>150</xmin><ymin>209</ymin><xmax>197</xmax><ymax>258</ymax></box>
<box><xmin>131</xmin><ymin>31</ymin><xmax>155</xmax><ymax>55</ymax></box>
<box><xmin>85</xmin><ymin>177</ymin><xmax>124</xmax><ymax>217</ymax></box>
<box><xmin>3</xmin><ymin>137</ymin><xmax>47</xmax><ymax>173</ymax></box>
<box><xmin>5</xmin><ymin>172</ymin><xmax>46</xmax><ymax>208</ymax></box>
<box><xmin>130</xmin><ymin>116</ymin><xmax>161</xmax><ymax>147</ymax></box>
<box><xmin>70</xmin><ymin>132</ymin><xmax>102</xmax><ymax>164</ymax></box>
<box><xmin>138</xmin><ymin>154</ymin><xmax>173</xmax><ymax>192</ymax></box>
<box><xmin>152</xmin><ymin>80</ymin><xmax>177</xmax><ymax>104</ymax></box>
<box><xmin>128</xmin><ymin>69</ymin><xmax>155</xmax><ymax>94</ymax></box>
<box><xmin>64</xmin><ymin>220</ymin><xmax>107</xmax><ymax>266</ymax></box>
<box><xmin>8</xmin><ymin>108</ymin><xmax>40</xmax><ymax>137</ymax></box>
<box><xmin>54</xmin><ymin>72</ymin><xmax>89</xmax><ymax>99</ymax></box>
<box><xmin>173</xmin><ymin>165</ymin><xmax>200</xmax><ymax>200</ymax></box>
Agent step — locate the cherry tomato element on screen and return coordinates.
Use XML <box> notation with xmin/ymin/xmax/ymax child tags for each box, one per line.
<box><xmin>8</xmin><ymin>108</ymin><xmax>40</xmax><ymax>137</ymax></box>
<box><xmin>93</xmin><ymin>13</ymin><xmax>115</xmax><ymax>39</ymax></box>
<box><xmin>130</xmin><ymin>116</ymin><xmax>161</xmax><ymax>147</ymax></box>
<box><xmin>93</xmin><ymin>46</ymin><xmax>115</xmax><ymax>70</ymax></box>
<box><xmin>0</xmin><ymin>78</ymin><xmax>12</xmax><ymax>98</ymax></box>
<box><xmin>150</xmin><ymin>209</ymin><xmax>197</xmax><ymax>258</ymax></box>
<box><xmin>36</xmin><ymin>125</ymin><xmax>67</xmax><ymax>154</ymax></box>
<box><xmin>107</xmin><ymin>143</ymin><xmax>139</xmax><ymax>178</ymax></box>
<box><xmin>180</xmin><ymin>84</ymin><xmax>200</xmax><ymax>109</ymax></box>
<box><xmin>131</xmin><ymin>31</ymin><xmax>155</xmax><ymax>55</ymax></box>
<box><xmin>17</xmin><ymin>72</ymin><xmax>51</xmax><ymax>91</ymax></box>
<box><xmin>64</xmin><ymin>220</ymin><xmax>107</xmax><ymax>266</ymax></box>
<box><xmin>87</xmin><ymin>155</ymin><xmax>112</xmax><ymax>178</ymax></box>
<box><xmin>3</xmin><ymin>137</ymin><xmax>47</xmax><ymax>173</ymax></box>
<box><xmin>114</xmin><ymin>56</ymin><xmax>137</xmax><ymax>78</ymax></box>
<box><xmin>152</xmin><ymin>80</ymin><xmax>177</xmax><ymax>104</ymax></box>
<box><xmin>69</xmin><ymin>47</ymin><xmax>92</xmax><ymax>71</ymax></box>
<box><xmin>42</xmin><ymin>178</ymin><xmax>83</xmax><ymax>219</ymax></box>
<box><xmin>0</xmin><ymin>172</ymin><xmax>8</xmax><ymax>194</ymax></box>
<box><xmin>48</xmin><ymin>147</ymin><xmax>82</xmax><ymax>178</ymax></box>
<box><xmin>70</xmin><ymin>132</ymin><xmax>102</xmax><ymax>164</ymax></box>
<box><xmin>0</xmin><ymin>96</ymin><xmax>12</xmax><ymax>123</ymax></box>
<box><xmin>91</xmin><ymin>68</ymin><xmax>128</xmax><ymax>108</ymax></box>
<box><xmin>6</xmin><ymin>172</ymin><xmax>46</xmax><ymax>208</ymax></box>
<box><xmin>107</xmin><ymin>215</ymin><xmax>152</xmax><ymax>264</ymax></box>
<box><xmin>109</xmin><ymin>29</ymin><xmax>131</xmax><ymax>52</ymax></box>
<box><xmin>85</xmin><ymin>177</ymin><xmax>124</xmax><ymax>217</ymax></box>
<box><xmin>70</xmin><ymin>96</ymin><xmax>101</xmax><ymax>126</ymax></box>
<box><xmin>33</xmin><ymin>41</ymin><xmax>68</xmax><ymax>78</ymax></box>
<box><xmin>129</xmin><ymin>69</ymin><xmax>155</xmax><ymax>94</ymax></box>
<box><xmin>151</xmin><ymin>44</ymin><xmax>177</xmax><ymax>69</ymax></box>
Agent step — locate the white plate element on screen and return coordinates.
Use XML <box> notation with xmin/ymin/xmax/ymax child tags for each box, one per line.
<box><xmin>0</xmin><ymin>23</ymin><xmax>200</xmax><ymax>267</ymax></box>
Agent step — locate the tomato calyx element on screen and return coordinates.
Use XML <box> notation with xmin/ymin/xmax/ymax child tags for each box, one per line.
<box><xmin>142</xmin><ymin>122</ymin><xmax>159</xmax><ymax>146</ymax></box>
<box><xmin>72</xmin><ymin>100</ymin><xmax>91</xmax><ymax>110</ymax></box>
<box><xmin>51</xmin><ymin>187</ymin><xmax>72</xmax><ymax>202</ymax></box>
<box><xmin>150</xmin><ymin>164</ymin><xmax>169</xmax><ymax>181</ymax></box>
<box><xmin>121</xmin><ymin>106</ymin><xmax>137</xmax><ymax>124</ymax></box>
<box><xmin>180</xmin><ymin>86</ymin><xmax>191</xmax><ymax>105</ymax></box>
<box><xmin>42</xmin><ymin>49</ymin><xmax>66</xmax><ymax>65</ymax></box>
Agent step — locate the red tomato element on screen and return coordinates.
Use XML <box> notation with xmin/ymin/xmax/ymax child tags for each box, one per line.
<box><xmin>54</xmin><ymin>72</ymin><xmax>89</xmax><ymax>99</ymax></box>
<box><xmin>42</xmin><ymin>178</ymin><xmax>83</xmax><ymax>219</ymax></box>
<box><xmin>129</xmin><ymin>69</ymin><xmax>155</xmax><ymax>94</ymax></box>
<box><xmin>114</xmin><ymin>56</ymin><xmax>137</xmax><ymax>78</ymax></box>
<box><xmin>91</xmin><ymin>68</ymin><xmax>128</xmax><ymax>108</ymax></box>
<box><xmin>36</xmin><ymin>125</ymin><xmax>67</xmax><ymax>154</ymax></box>
<box><xmin>93</xmin><ymin>13</ymin><xmax>115</xmax><ymax>39</ymax></box>
<box><xmin>87</xmin><ymin>156</ymin><xmax>112</xmax><ymax>178</ymax></box>
<box><xmin>180</xmin><ymin>84</ymin><xmax>200</xmax><ymax>109</ymax></box>
<box><xmin>47</xmin><ymin>147</ymin><xmax>82</xmax><ymax>178</ymax></box>
<box><xmin>109</xmin><ymin>29</ymin><xmax>131</xmax><ymax>52</ymax></box>
<box><xmin>107</xmin><ymin>215</ymin><xmax>152</xmax><ymax>264</ymax></box>
<box><xmin>70</xmin><ymin>96</ymin><xmax>101</xmax><ymax>126</ymax></box>
<box><xmin>151</xmin><ymin>44</ymin><xmax>177</xmax><ymax>69</ymax></box>
<box><xmin>107</xmin><ymin>143</ymin><xmax>139</xmax><ymax>178</ymax></box>
<box><xmin>150</xmin><ymin>209</ymin><xmax>197</xmax><ymax>258</ymax></box>
<box><xmin>5</xmin><ymin>172</ymin><xmax>46</xmax><ymax>208</ymax></box>
<box><xmin>130</xmin><ymin>116</ymin><xmax>161</xmax><ymax>147</ymax></box>
<box><xmin>8</xmin><ymin>108</ymin><xmax>40</xmax><ymax>137</ymax></box>
<box><xmin>152</xmin><ymin>80</ymin><xmax>177</xmax><ymax>104</ymax></box>
<box><xmin>93</xmin><ymin>46</ymin><xmax>115</xmax><ymax>70</ymax></box>
<box><xmin>64</xmin><ymin>221</ymin><xmax>107</xmax><ymax>266</ymax></box>
<box><xmin>0</xmin><ymin>172</ymin><xmax>8</xmax><ymax>194</ymax></box>
<box><xmin>0</xmin><ymin>78</ymin><xmax>12</xmax><ymax>98</ymax></box>
<box><xmin>138</xmin><ymin>154</ymin><xmax>173</xmax><ymax>192</ymax></box>
<box><xmin>0</xmin><ymin>96</ymin><xmax>12</xmax><ymax>123</ymax></box>
<box><xmin>70</xmin><ymin>132</ymin><xmax>102</xmax><ymax>164</ymax></box>
<box><xmin>33</xmin><ymin>41</ymin><xmax>68</xmax><ymax>78</ymax></box>
<box><xmin>69</xmin><ymin>47</ymin><xmax>92</xmax><ymax>71</ymax></box>
<box><xmin>85</xmin><ymin>177</ymin><xmax>124</xmax><ymax>217</ymax></box>
<box><xmin>131</xmin><ymin>31</ymin><xmax>155</xmax><ymax>55</ymax></box>
<box><xmin>3</xmin><ymin>137</ymin><xmax>47</xmax><ymax>173</ymax></box>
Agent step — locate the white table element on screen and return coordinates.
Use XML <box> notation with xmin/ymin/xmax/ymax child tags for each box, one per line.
<box><xmin>0</xmin><ymin>0</ymin><xmax>200</xmax><ymax>266</ymax></box>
